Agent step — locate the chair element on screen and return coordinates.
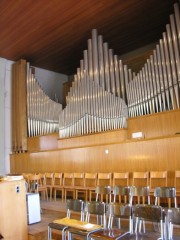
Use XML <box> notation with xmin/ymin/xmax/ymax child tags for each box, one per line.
<box><xmin>130</xmin><ymin>186</ymin><xmax>150</xmax><ymax>205</ymax></box>
<box><xmin>45</xmin><ymin>172</ymin><xmax>54</xmax><ymax>201</ymax></box>
<box><xmin>90</xmin><ymin>203</ymin><xmax>133</xmax><ymax>240</ymax></box>
<box><xmin>86</xmin><ymin>173</ymin><xmax>98</xmax><ymax>201</ymax></box>
<box><xmin>133</xmin><ymin>204</ymin><xmax>165</xmax><ymax>239</ymax></box>
<box><xmin>28</xmin><ymin>173</ymin><xmax>48</xmax><ymax>200</ymax></box>
<box><xmin>48</xmin><ymin>199</ymin><xmax>85</xmax><ymax>240</ymax></box>
<box><xmin>74</xmin><ymin>172</ymin><xmax>86</xmax><ymax>200</ymax></box>
<box><xmin>167</xmin><ymin>208</ymin><xmax>180</xmax><ymax>239</ymax></box>
<box><xmin>53</xmin><ymin>172</ymin><xmax>64</xmax><ymax>201</ymax></box>
<box><xmin>67</xmin><ymin>201</ymin><xmax>106</xmax><ymax>239</ymax></box>
<box><xmin>154</xmin><ymin>187</ymin><xmax>177</xmax><ymax>208</ymax></box>
<box><xmin>22</xmin><ymin>173</ymin><xmax>32</xmax><ymax>191</ymax></box>
<box><xmin>149</xmin><ymin>171</ymin><xmax>167</xmax><ymax>195</ymax></box>
<box><xmin>132</xmin><ymin>171</ymin><xmax>149</xmax><ymax>186</ymax></box>
<box><xmin>90</xmin><ymin>173</ymin><xmax>112</xmax><ymax>201</ymax></box>
<box><xmin>107</xmin><ymin>203</ymin><xmax>133</xmax><ymax>234</ymax></box>
<box><xmin>174</xmin><ymin>170</ymin><xmax>180</xmax><ymax>197</ymax></box>
<box><xmin>113</xmin><ymin>186</ymin><xmax>131</xmax><ymax>204</ymax></box>
<box><xmin>63</xmin><ymin>173</ymin><xmax>75</xmax><ymax>201</ymax></box>
<box><xmin>97</xmin><ymin>173</ymin><xmax>112</xmax><ymax>186</ymax></box>
<box><xmin>112</xmin><ymin>172</ymin><xmax>129</xmax><ymax>186</ymax></box>
<box><xmin>95</xmin><ymin>185</ymin><xmax>112</xmax><ymax>203</ymax></box>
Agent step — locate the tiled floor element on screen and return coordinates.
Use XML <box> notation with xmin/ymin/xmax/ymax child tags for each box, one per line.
<box><xmin>28</xmin><ymin>200</ymin><xmax>180</xmax><ymax>240</ymax></box>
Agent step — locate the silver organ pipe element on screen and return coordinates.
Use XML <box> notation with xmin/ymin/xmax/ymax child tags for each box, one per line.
<box><xmin>26</xmin><ymin>64</ymin><xmax>62</xmax><ymax>137</ymax></box>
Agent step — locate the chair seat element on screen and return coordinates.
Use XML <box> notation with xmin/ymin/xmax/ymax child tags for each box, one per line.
<box><xmin>53</xmin><ymin>217</ymin><xmax>102</xmax><ymax>230</ymax></box>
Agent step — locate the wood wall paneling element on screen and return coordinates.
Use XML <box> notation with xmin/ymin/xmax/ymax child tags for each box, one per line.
<box><xmin>10</xmin><ymin>109</ymin><xmax>180</xmax><ymax>187</ymax></box>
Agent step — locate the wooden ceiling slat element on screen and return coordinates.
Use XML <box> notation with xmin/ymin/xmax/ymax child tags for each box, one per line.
<box><xmin>0</xmin><ymin>0</ymin><xmax>177</xmax><ymax>75</ymax></box>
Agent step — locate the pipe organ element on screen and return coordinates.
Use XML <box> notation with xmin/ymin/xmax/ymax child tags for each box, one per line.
<box><xmin>12</xmin><ymin>2</ymin><xmax>180</xmax><ymax>147</ymax></box>
<box><xmin>12</xmin><ymin>61</ymin><xmax>63</xmax><ymax>153</ymax></box>
<box><xmin>27</xmin><ymin>65</ymin><xmax>62</xmax><ymax>137</ymax></box>
<box><xmin>59</xmin><ymin>3</ymin><xmax>180</xmax><ymax>138</ymax></box>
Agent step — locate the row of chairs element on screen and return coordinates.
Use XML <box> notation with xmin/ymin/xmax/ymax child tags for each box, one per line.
<box><xmin>23</xmin><ymin>171</ymin><xmax>180</xmax><ymax>201</ymax></box>
<box><xmin>48</xmin><ymin>199</ymin><xmax>180</xmax><ymax>240</ymax></box>
<box><xmin>95</xmin><ymin>186</ymin><xmax>177</xmax><ymax>208</ymax></box>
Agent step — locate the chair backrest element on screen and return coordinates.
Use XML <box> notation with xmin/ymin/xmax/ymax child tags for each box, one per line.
<box><xmin>133</xmin><ymin>204</ymin><xmax>164</xmax><ymax>222</ymax></box>
<box><xmin>63</xmin><ymin>173</ymin><xmax>74</xmax><ymax>187</ymax></box>
<box><xmin>167</xmin><ymin>208</ymin><xmax>180</xmax><ymax>239</ymax></box>
<box><xmin>97</xmin><ymin>173</ymin><xmax>112</xmax><ymax>186</ymax></box>
<box><xmin>154</xmin><ymin>187</ymin><xmax>176</xmax><ymax>198</ymax></box>
<box><xmin>95</xmin><ymin>185</ymin><xmax>112</xmax><ymax>202</ymax></box>
<box><xmin>167</xmin><ymin>208</ymin><xmax>180</xmax><ymax>225</ymax></box>
<box><xmin>133</xmin><ymin>204</ymin><xmax>165</xmax><ymax>238</ymax></box>
<box><xmin>74</xmin><ymin>172</ymin><xmax>85</xmax><ymax>187</ymax></box>
<box><xmin>84</xmin><ymin>173</ymin><xmax>97</xmax><ymax>187</ymax></box>
<box><xmin>107</xmin><ymin>203</ymin><xmax>132</xmax><ymax>218</ymax></box>
<box><xmin>45</xmin><ymin>172</ymin><xmax>54</xmax><ymax>186</ymax></box>
<box><xmin>85</xmin><ymin>201</ymin><xmax>106</xmax><ymax>227</ymax></box>
<box><xmin>54</xmin><ymin>172</ymin><xmax>63</xmax><ymax>186</ymax></box>
<box><xmin>154</xmin><ymin>187</ymin><xmax>177</xmax><ymax>207</ymax></box>
<box><xmin>132</xmin><ymin>171</ymin><xmax>149</xmax><ymax>186</ymax></box>
<box><xmin>66</xmin><ymin>199</ymin><xmax>85</xmax><ymax>221</ymax></box>
<box><xmin>112</xmin><ymin>172</ymin><xmax>129</xmax><ymax>186</ymax></box>
<box><xmin>28</xmin><ymin>174</ymin><xmax>41</xmax><ymax>192</ymax></box>
<box><xmin>37</xmin><ymin>173</ymin><xmax>46</xmax><ymax>185</ymax></box>
<box><xmin>150</xmin><ymin>171</ymin><xmax>167</xmax><ymax>190</ymax></box>
<box><xmin>113</xmin><ymin>186</ymin><xmax>131</xmax><ymax>203</ymax></box>
<box><xmin>107</xmin><ymin>202</ymin><xmax>133</xmax><ymax>233</ymax></box>
<box><xmin>131</xmin><ymin>186</ymin><xmax>150</xmax><ymax>205</ymax></box>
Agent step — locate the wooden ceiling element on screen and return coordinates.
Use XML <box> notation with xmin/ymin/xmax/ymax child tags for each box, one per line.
<box><xmin>0</xmin><ymin>0</ymin><xmax>178</xmax><ymax>75</ymax></box>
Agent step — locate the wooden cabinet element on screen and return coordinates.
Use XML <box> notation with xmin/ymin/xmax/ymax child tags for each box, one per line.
<box><xmin>0</xmin><ymin>179</ymin><xmax>28</xmax><ymax>240</ymax></box>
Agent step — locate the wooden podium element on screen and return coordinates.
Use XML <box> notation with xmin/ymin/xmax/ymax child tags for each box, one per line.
<box><xmin>0</xmin><ymin>179</ymin><xmax>28</xmax><ymax>240</ymax></box>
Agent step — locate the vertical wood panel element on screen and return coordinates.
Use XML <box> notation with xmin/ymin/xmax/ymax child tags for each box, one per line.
<box><xmin>10</xmin><ymin>109</ymin><xmax>180</xmax><ymax>187</ymax></box>
<box><xmin>12</xmin><ymin>59</ymin><xmax>27</xmax><ymax>153</ymax></box>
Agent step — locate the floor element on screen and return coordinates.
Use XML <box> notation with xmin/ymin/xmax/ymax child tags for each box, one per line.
<box><xmin>28</xmin><ymin>199</ymin><xmax>180</xmax><ymax>240</ymax></box>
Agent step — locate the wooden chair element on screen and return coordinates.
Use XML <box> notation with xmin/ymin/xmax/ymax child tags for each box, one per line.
<box><xmin>53</xmin><ymin>172</ymin><xmax>64</xmax><ymax>201</ymax></box>
<box><xmin>63</xmin><ymin>173</ymin><xmax>75</xmax><ymax>201</ymax></box>
<box><xmin>74</xmin><ymin>172</ymin><xmax>87</xmax><ymax>200</ymax></box>
<box><xmin>45</xmin><ymin>172</ymin><xmax>54</xmax><ymax>201</ymax></box>
<box><xmin>90</xmin><ymin>172</ymin><xmax>112</xmax><ymax>201</ymax></box>
<box><xmin>174</xmin><ymin>170</ymin><xmax>180</xmax><ymax>197</ymax></box>
<box><xmin>149</xmin><ymin>171</ymin><xmax>167</xmax><ymax>193</ymax></box>
<box><xmin>22</xmin><ymin>173</ymin><xmax>33</xmax><ymax>191</ymax></box>
<box><xmin>97</xmin><ymin>172</ymin><xmax>112</xmax><ymax>186</ymax></box>
<box><xmin>28</xmin><ymin>173</ymin><xmax>48</xmax><ymax>200</ymax></box>
<box><xmin>112</xmin><ymin>172</ymin><xmax>129</xmax><ymax>186</ymax></box>
<box><xmin>85</xmin><ymin>173</ymin><xmax>97</xmax><ymax>201</ymax></box>
<box><xmin>132</xmin><ymin>171</ymin><xmax>149</xmax><ymax>186</ymax></box>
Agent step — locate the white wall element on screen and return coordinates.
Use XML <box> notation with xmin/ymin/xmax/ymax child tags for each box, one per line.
<box><xmin>0</xmin><ymin>58</ymin><xmax>14</xmax><ymax>174</ymax></box>
<box><xmin>0</xmin><ymin>57</ymin><xmax>68</xmax><ymax>174</ymax></box>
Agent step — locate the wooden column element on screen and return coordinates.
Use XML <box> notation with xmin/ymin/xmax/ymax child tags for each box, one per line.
<box><xmin>12</xmin><ymin>59</ymin><xmax>27</xmax><ymax>153</ymax></box>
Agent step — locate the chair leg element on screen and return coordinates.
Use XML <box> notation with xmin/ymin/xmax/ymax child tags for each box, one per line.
<box><xmin>54</xmin><ymin>189</ymin><xmax>57</xmax><ymax>201</ymax></box>
<box><xmin>48</xmin><ymin>226</ymin><xmax>52</xmax><ymax>240</ymax></box>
